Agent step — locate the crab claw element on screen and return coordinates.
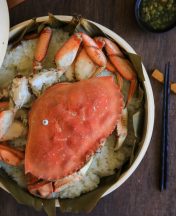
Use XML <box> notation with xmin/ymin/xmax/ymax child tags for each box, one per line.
<box><xmin>81</xmin><ymin>33</ymin><xmax>107</xmax><ymax>71</ymax></box>
<box><xmin>11</xmin><ymin>77</ymin><xmax>32</xmax><ymax>109</ymax></box>
<box><xmin>33</xmin><ymin>27</ymin><xmax>53</xmax><ymax>72</ymax></box>
<box><xmin>1</xmin><ymin>121</ymin><xmax>27</xmax><ymax>142</ymax></box>
<box><xmin>75</xmin><ymin>48</ymin><xmax>97</xmax><ymax>80</ymax></box>
<box><xmin>0</xmin><ymin>143</ymin><xmax>24</xmax><ymax>166</ymax></box>
<box><xmin>0</xmin><ymin>110</ymin><xmax>14</xmax><ymax>140</ymax></box>
<box><xmin>55</xmin><ymin>33</ymin><xmax>82</xmax><ymax>71</ymax></box>
<box><xmin>54</xmin><ymin>33</ymin><xmax>107</xmax><ymax>77</ymax></box>
<box><xmin>29</xmin><ymin>69</ymin><xmax>62</xmax><ymax>96</ymax></box>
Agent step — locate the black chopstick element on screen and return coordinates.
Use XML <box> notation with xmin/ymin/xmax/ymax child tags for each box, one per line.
<box><xmin>160</xmin><ymin>62</ymin><xmax>170</xmax><ymax>191</ymax></box>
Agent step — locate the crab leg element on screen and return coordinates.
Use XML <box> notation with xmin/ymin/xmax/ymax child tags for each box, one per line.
<box><xmin>0</xmin><ymin>101</ymin><xmax>25</xmax><ymax>141</ymax></box>
<box><xmin>109</xmin><ymin>54</ymin><xmax>137</xmax><ymax>104</ymax></box>
<box><xmin>95</xmin><ymin>37</ymin><xmax>137</xmax><ymax>104</ymax></box>
<box><xmin>0</xmin><ymin>110</ymin><xmax>14</xmax><ymax>139</ymax></box>
<box><xmin>0</xmin><ymin>102</ymin><xmax>14</xmax><ymax>140</ymax></box>
<box><xmin>104</xmin><ymin>38</ymin><xmax>136</xmax><ymax>104</ymax></box>
<box><xmin>1</xmin><ymin>121</ymin><xmax>27</xmax><ymax>142</ymax></box>
<box><xmin>29</xmin><ymin>69</ymin><xmax>63</xmax><ymax>96</ymax></box>
<box><xmin>26</xmin><ymin>174</ymin><xmax>75</xmax><ymax>198</ymax></box>
<box><xmin>0</xmin><ymin>143</ymin><xmax>24</xmax><ymax>166</ymax></box>
<box><xmin>117</xmin><ymin>73</ymin><xmax>124</xmax><ymax>90</ymax></box>
<box><xmin>75</xmin><ymin>48</ymin><xmax>97</xmax><ymax>80</ymax></box>
<box><xmin>55</xmin><ymin>33</ymin><xmax>82</xmax><ymax>71</ymax></box>
<box><xmin>27</xmin><ymin>174</ymin><xmax>53</xmax><ymax>198</ymax></box>
<box><xmin>94</xmin><ymin>37</ymin><xmax>123</xmax><ymax>89</ymax></box>
<box><xmin>106</xmin><ymin>61</ymin><xmax>116</xmax><ymax>73</ymax></box>
<box><xmin>11</xmin><ymin>77</ymin><xmax>32</xmax><ymax>109</ymax></box>
<box><xmin>0</xmin><ymin>102</ymin><xmax>9</xmax><ymax>111</ymax></box>
<box><xmin>81</xmin><ymin>33</ymin><xmax>107</xmax><ymax>70</ymax></box>
<box><xmin>33</xmin><ymin>27</ymin><xmax>52</xmax><ymax>72</ymax></box>
<box><xmin>54</xmin><ymin>33</ymin><xmax>107</xmax><ymax>77</ymax></box>
<box><xmin>94</xmin><ymin>37</ymin><xmax>116</xmax><ymax>73</ymax></box>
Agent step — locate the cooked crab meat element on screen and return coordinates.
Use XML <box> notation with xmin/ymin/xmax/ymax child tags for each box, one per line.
<box><xmin>1</xmin><ymin>121</ymin><xmax>27</xmax><ymax>141</ymax></box>
<box><xmin>64</xmin><ymin>48</ymin><xmax>98</xmax><ymax>81</ymax></box>
<box><xmin>65</xmin><ymin>64</ymin><xmax>75</xmax><ymax>81</ymax></box>
<box><xmin>115</xmin><ymin>108</ymin><xmax>128</xmax><ymax>150</ymax></box>
<box><xmin>55</xmin><ymin>156</ymin><xmax>94</xmax><ymax>191</ymax></box>
<box><xmin>75</xmin><ymin>49</ymin><xmax>97</xmax><ymax>80</ymax></box>
<box><xmin>25</xmin><ymin>76</ymin><xmax>123</xmax><ymax>180</ymax></box>
<box><xmin>0</xmin><ymin>110</ymin><xmax>14</xmax><ymax>140</ymax></box>
<box><xmin>29</xmin><ymin>69</ymin><xmax>63</xmax><ymax>96</ymax></box>
<box><xmin>11</xmin><ymin>77</ymin><xmax>31</xmax><ymax>108</ymax></box>
<box><xmin>55</xmin><ymin>33</ymin><xmax>82</xmax><ymax>71</ymax></box>
<box><xmin>0</xmin><ymin>143</ymin><xmax>24</xmax><ymax>166</ymax></box>
<box><xmin>54</xmin><ymin>173</ymin><xmax>82</xmax><ymax>193</ymax></box>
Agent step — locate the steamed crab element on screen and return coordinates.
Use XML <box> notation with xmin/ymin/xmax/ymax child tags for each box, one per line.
<box><xmin>0</xmin><ymin>28</ymin><xmax>135</xmax><ymax>198</ymax></box>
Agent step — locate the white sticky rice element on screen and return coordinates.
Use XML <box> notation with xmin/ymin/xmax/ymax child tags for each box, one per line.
<box><xmin>0</xmin><ymin>29</ymin><xmax>133</xmax><ymax>199</ymax></box>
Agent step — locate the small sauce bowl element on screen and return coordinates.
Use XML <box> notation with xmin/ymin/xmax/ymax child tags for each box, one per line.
<box><xmin>135</xmin><ymin>0</ymin><xmax>176</xmax><ymax>33</ymax></box>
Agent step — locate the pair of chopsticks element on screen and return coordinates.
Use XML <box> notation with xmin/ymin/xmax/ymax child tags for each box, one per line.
<box><xmin>160</xmin><ymin>62</ymin><xmax>170</xmax><ymax>191</ymax></box>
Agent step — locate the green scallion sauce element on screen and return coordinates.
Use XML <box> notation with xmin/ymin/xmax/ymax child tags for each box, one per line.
<box><xmin>140</xmin><ymin>0</ymin><xmax>176</xmax><ymax>30</ymax></box>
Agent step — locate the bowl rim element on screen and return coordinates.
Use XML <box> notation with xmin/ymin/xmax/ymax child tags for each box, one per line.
<box><xmin>2</xmin><ymin>15</ymin><xmax>155</xmax><ymax>206</ymax></box>
<box><xmin>0</xmin><ymin>0</ymin><xmax>9</xmax><ymax>68</ymax></box>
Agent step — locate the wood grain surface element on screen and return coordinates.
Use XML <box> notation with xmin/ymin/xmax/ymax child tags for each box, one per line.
<box><xmin>0</xmin><ymin>0</ymin><xmax>176</xmax><ymax>216</ymax></box>
<box><xmin>7</xmin><ymin>0</ymin><xmax>25</xmax><ymax>8</ymax></box>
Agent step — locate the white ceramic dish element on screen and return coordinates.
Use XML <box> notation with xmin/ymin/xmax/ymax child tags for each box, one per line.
<box><xmin>0</xmin><ymin>0</ymin><xmax>9</xmax><ymax>68</ymax></box>
<box><xmin>1</xmin><ymin>15</ymin><xmax>155</xmax><ymax>206</ymax></box>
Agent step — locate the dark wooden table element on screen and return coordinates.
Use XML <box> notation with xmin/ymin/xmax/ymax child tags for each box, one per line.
<box><xmin>0</xmin><ymin>0</ymin><xmax>176</xmax><ymax>215</ymax></box>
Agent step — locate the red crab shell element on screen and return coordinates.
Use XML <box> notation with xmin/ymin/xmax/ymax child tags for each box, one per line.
<box><xmin>25</xmin><ymin>76</ymin><xmax>123</xmax><ymax>180</ymax></box>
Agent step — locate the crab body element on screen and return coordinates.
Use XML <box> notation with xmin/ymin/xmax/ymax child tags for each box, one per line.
<box><xmin>25</xmin><ymin>76</ymin><xmax>123</xmax><ymax>180</ymax></box>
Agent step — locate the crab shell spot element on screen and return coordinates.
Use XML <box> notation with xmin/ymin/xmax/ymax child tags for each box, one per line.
<box><xmin>25</xmin><ymin>76</ymin><xmax>123</xmax><ymax>180</ymax></box>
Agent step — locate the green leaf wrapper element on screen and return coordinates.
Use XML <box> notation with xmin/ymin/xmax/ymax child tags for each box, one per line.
<box><xmin>0</xmin><ymin>170</ymin><xmax>55</xmax><ymax>216</ymax></box>
<box><xmin>0</xmin><ymin>14</ymin><xmax>146</xmax><ymax>215</ymax></box>
<box><xmin>126</xmin><ymin>53</ymin><xmax>145</xmax><ymax>82</ymax></box>
<box><xmin>75</xmin><ymin>18</ymin><xmax>106</xmax><ymax>37</ymax></box>
<box><xmin>59</xmin><ymin>169</ymin><xmax>122</xmax><ymax>213</ymax></box>
<box><xmin>10</xmin><ymin>19</ymin><xmax>37</xmax><ymax>48</ymax></box>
